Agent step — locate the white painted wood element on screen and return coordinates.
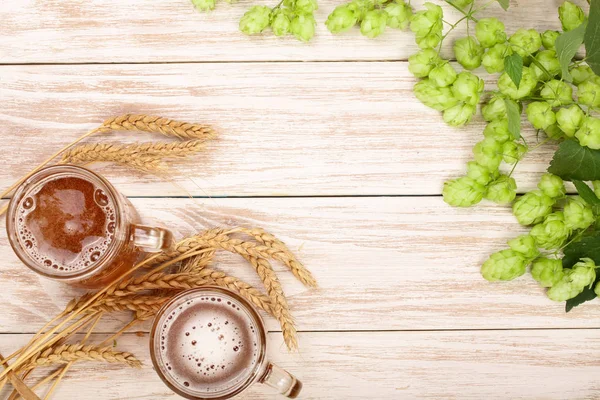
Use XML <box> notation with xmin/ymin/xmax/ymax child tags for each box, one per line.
<box><xmin>2</xmin><ymin>330</ymin><xmax>600</xmax><ymax>399</ymax></box>
<box><xmin>0</xmin><ymin>0</ymin><xmax>587</xmax><ymax>63</ymax></box>
<box><xmin>0</xmin><ymin>62</ymin><xmax>560</xmax><ymax>197</ymax></box>
<box><xmin>1</xmin><ymin>197</ymin><xmax>598</xmax><ymax>335</ymax></box>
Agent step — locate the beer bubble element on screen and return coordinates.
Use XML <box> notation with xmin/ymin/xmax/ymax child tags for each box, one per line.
<box><xmin>94</xmin><ymin>189</ymin><xmax>109</xmax><ymax>207</ymax></box>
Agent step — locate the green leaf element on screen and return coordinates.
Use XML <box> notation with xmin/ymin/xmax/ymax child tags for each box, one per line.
<box><xmin>548</xmin><ymin>139</ymin><xmax>600</xmax><ymax>181</ymax></box>
<box><xmin>573</xmin><ymin>180</ymin><xmax>600</xmax><ymax>205</ymax></box>
<box><xmin>504</xmin><ymin>99</ymin><xmax>521</xmax><ymax>140</ymax></box>
<box><xmin>565</xmin><ymin>284</ymin><xmax>597</xmax><ymax>312</ymax></box>
<box><xmin>585</xmin><ymin>0</ymin><xmax>600</xmax><ymax>75</ymax></box>
<box><xmin>563</xmin><ymin>232</ymin><xmax>600</xmax><ymax>268</ymax></box>
<box><xmin>504</xmin><ymin>53</ymin><xmax>523</xmax><ymax>88</ymax></box>
<box><xmin>496</xmin><ymin>0</ymin><xmax>509</xmax><ymax>10</ymax></box>
<box><xmin>555</xmin><ymin>22</ymin><xmax>587</xmax><ymax>82</ymax></box>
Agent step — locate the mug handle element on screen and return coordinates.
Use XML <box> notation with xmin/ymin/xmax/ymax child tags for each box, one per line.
<box><xmin>131</xmin><ymin>224</ymin><xmax>173</xmax><ymax>253</ymax></box>
<box><xmin>260</xmin><ymin>362</ymin><xmax>303</xmax><ymax>399</ymax></box>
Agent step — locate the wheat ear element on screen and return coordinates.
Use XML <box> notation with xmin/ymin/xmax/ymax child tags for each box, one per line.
<box><xmin>98</xmin><ymin>115</ymin><xmax>215</xmax><ymax>140</ymax></box>
<box><xmin>22</xmin><ymin>344</ymin><xmax>141</xmax><ymax>371</ymax></box>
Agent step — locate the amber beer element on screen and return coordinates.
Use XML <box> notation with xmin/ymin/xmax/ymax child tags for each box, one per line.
<box><xmin>150</xmin><ymin>287</ymin><xmax>302</xmax><ymax>399</ymax></box>
<box><xmin>6</xmin><ymin>165</ymin><xmax>172</xmax><ymax>288</ymax></box>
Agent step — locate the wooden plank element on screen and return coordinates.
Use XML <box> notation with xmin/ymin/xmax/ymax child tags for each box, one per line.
<box><xmin>1</xmin><ymin>197</ymin><xmax>599</xmax><ymax>334</ymax></box>
<box><xmin>0</xmin><ymin>0</ymin><xmax>586</xmax><ymax>63</ymax></box>
<box><xmin>0</xmin><ymin>62</ymin><xmax>559</xmax><ymax>197</ymax></box>
<box><xmin>1</xmin><ymin>330</ymin><xmax>600</xmax><ymax>399</ymax></box>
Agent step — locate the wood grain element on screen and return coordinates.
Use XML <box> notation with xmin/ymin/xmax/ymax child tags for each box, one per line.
<box><xmin>1</xmin><ymin>197</ymin><xmax>599</xmax><ymax>335</ymax></box>
<box><xmin>2</xmin><ymin>330</ymin><xmax>600</xmax><ymax>399</ymax></box>
<box><xmin>0</xmin><ymin>0</ymin><xmax>587</xmax><ymax>64</ymax></box>
<box><xmin>0</xmin><ymin>62</ymin><xmax>561</xmax><ymax>197</ymax></box>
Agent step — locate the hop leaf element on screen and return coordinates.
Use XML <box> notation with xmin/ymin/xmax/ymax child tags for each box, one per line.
<box><xmin>385</xmin><ymin>0</ymin><xmax>413</xmax><ymax>30</ymax></box>
<box><xmin>454</xmin><ymin>37</ymin><xmax>484</xmax><ymax>70</ymax></box>
<box><xmin>360</xmin><ymin>10</ymin><xmax>388</xmax><ymax>38</ymax></box>
<box><xmin>512</xmin><ymin>190</ymin><xmax>555</xmax><ymax>226</ymax></box>
<box><xmin>537</xmin><ymin>173</ymin><xmax>566</xmax><ymax>199</ymax></box>
<box><xmin>531</xmin><ymin>257</ymin><xmax>564</xmax><ymax>287</ymax></box>
<box><xmin>575</xmin><ymin>117</ymin><xmax>600</xmax><ymax>150</ymax></box>
<box><xmin>508</xmin><ymin>234</ymin><xmax>540</xmax><ymax>260</ymax></box>
<box><xmin>556</xmin><ymin>105</ymin><xmax>585</xmax><ymax>137</ymax></box>
<box><xmin>530</xmin><ymin>211</ymin><xmax>571</xmax><ymax>250</ymax></box>
<box><xmin>526</xmin><ymin>101</ymin><xmax>557</xmax><ymax>131</ymax></box>
<box><xmin>239</xmin><ymin>6</ymin><xmax>271</xmax><ymax>35</ymax></box>
<box><xmin>442</xmin><ymin>176</ymin><xmax>485</xmax><ymax>207</ymax></box>
<box><xmin>485</xmin><ymin>175</ymin><xmax>517</xmax><ymax>204</ymax></box>
<box><xmin>475</xmin><ymin>18</ymin><xmax>507</xmax><ymax>48</ymax></box>
<box><xmin>508</xmin><ymin>28</ymin><xmax>542</xmax><ymax>57</ymax></box>
<box><xmin>481</xmin><ymin>249</ymin><xmax>528</xmax><ymax>281</ymax></box>
<box><xmin>558</xmin><ymin>1</ymin><xmax>586</xmax><ymax>32</ymax></box>
<box><xmin>290</xmin><ymin>13</ymin><xmax>316</xmax><ymax>42</ymax></box>
<box><xmin>325</xmin><ymin>5</ymin><xmax>358</xmax><ymax>33</ymax></box>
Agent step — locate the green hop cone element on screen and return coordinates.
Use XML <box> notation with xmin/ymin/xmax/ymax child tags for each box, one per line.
<box><xmin>271</xmin><ymin>10</ymin><xmax>291</xmax><ymax>36</ymax></box>
<box><xmin>483</xmin><ymin>120</ymin><xmax>511</xmax><ymax>143</ymax></box>
<box><xmin>537</xmin><ymin>173</ymin><xmax>566</xmax><ymax>199</ymax></box>
<box><xmin>290</xmin><ymin>13</ymin><xmax>316</xmax><ymax>42</ymax></box>
<box><xmin>575</xmin><ymin>117</ymin><xmax>600</xmax><ymax>150</ymax></box>
<box><xmin>544</xmin><ymin>124</ymin><xmax>566</xmax><ymax>141</ymax></box>
<box><xmin>577</xmin><ymin>80</ymin><xmax>600</xmax><ymax>108</ymax></box>
<box><xmin>408</xmin><ymin>49</ymin><xmax>441</xmax><ymax>78</ymax></box>
<box><xmin>570</xmin><ymin>65</ymin><xmax>595</xmax><ymax>86</ymax></box>
<box><xmin>556</xmin><ymin>105</ymin><xmax>585</xmax><ymax>137</ymax></box>
<box><xmin>360</xmin><ymin>10</ymin><xmax>388</xmax><ymax>38</ymax></box>
<box><xmin>192</xmin><ymin>0</ymin><xmax>216</xmax><ymax>11</ymax></box>
<box><xmin>451</xmin><ymin>71</ymin><xmax>484</xmax><ymax>105</ymax></box>
<box><xmin>239</xmin><ymin>6</ymin><xmax>271</xmax><ymax>34</ymax></box>
<box><xmin>482</xmin><ymin>95</ymin><xmax>508</xmax><ymax>122</ymax></box>
<box><xmin>512</xmin><ymin>190</ymin><xmax>555</xmax><ymax>226</ymax></box>
<box><xmin>442</xmin><ymin>176</ymin><xmax>485</xmax><ymax>207</ymax></box>
<box><xmin>347</xmin><ymin>0</ymin><xmax>373</xmax><ymax>20</ymax></box>
<box><xmin>526</xmin><ymin>101</ymin><xmax>556</xmax><ymax>131</ymax></box>
<box><xmin>558</xmin><ymin>1</ymin><xmax>586</xmax><ymax>32</ymax></box>
<box><xmin>473</xmin><ymin>138</ymin><xmax>503</xmax><ymax>170</ymax></box>
<box><xmin>540</xmin><ymin>80</ymin><xmax>573</xmax><ymax>107</ymax></box>
<box><xmin>410</xmin><ymin>2</ymin><xmax>443</xmax><ymax>49</ymax></box>
<box><xmin>498</xmin><ymin>67</ymin><xmax>537</xmax><ymax>100</ymax></box>
<box><xmin>429</xmin><ymin>62</ymin><xmax>457</xmax><ymax>87</ymax></box>
<box><xmin>569</xmin><ymin>258</ymin><xmax>596</xmax><ymax>288</ymax></box>
<box><xmin>508</xmin><ymin>28</ymin><xmax>542</xmax><ymax>57</ymax></box>
<box><xmin>508</xmin><ymin>234</ymin><xmax>540</xmax><ymax>260</ymax></box>
<box><xmin>325</xmin><ymin>5</ymin><xmax>358</xmax><ymax>34</ymax></box>
<box><xmin>385</xmin><ymin>0</ymin><xmax>412</xmax><ymax>30</ymax></box>
<box><xmin>596</xmin><ymin>281</ymin><xmax>600</xmax><ymax>297</ymax></box>
<box><xmin>453</xmin><ymin>37</ymin><xmax>484</xmax><ymax>70</ymax></box>
<box><xmin>485</xmin><ymin>175</ymin><xmax>517</xmax><ymax>204</ymax></box>
<box><xmin>294</xmin><ymin>0</ymin><xmax>318</xmax><ymax>14</ymax></box>
<box><xmin>530</xmin><ymin>50</ymin><xmax>561</xmax><ymax>81</ymax></box>
<box><xmin>481</xmin><ymin>249</ymin><xmax>528</xmax><ymax>281</ymax></box>
<box><xmin>482</xmin><ymin>43</ymin><xmax>512</xmax><ymax>73</ymax></box>
<box><xmin>547</xmin><ymin>270</ymin><xmax>583</xmax><ymax>301</ymax></box>
<box><xmin>531</xmin><ymin>257</ymin><xmax>564</xmax><ymax>287</ymax></box>
<box><xmin>443</xmin><ymin>103</ymin><xmax>476</xmax><ymax>126</ymax></box>
<box><xmin>413</xmin><ymin>79</ymin><xmax>458</xmax><ymax>111</ymax></box>
<box><xmin>594</xmin><ymin>181</ymin><xmax>600</xmax><ymax>198</ymax></box>
<box><xmin>475</xmin><ymin>18</ymin><xmax>506</xmax><ymax>48</ymax></box>
<box><xmin>530</xmin><ymin>211</ymin><xmax>571</xmax><ymax>250</ymax></box>
<box><xmin>563</xmin><ymin>196</ymin><xmax>595</xmax><ymax>230</ymax></box>
<box><xmin>541</xmin><ymin>30</ymin><xmax>560</xmax><ymax>50</ymax></box>
<box><xmin>502</xmin><ymin>141</ymin><xmax>527</xmax><ymax>165</ymax></box>
<box><xmin>466</xmin><ymin>161</ymin><xmax>497</xmax><ymax>185</ymax></box>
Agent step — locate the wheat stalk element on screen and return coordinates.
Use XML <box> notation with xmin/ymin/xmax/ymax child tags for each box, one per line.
<box><xmin>97</xmin><ymin>115</ymin><xmax>215</xmax><ymax>140</ymax></box>
<box><xmin>22</xmin><ymin>344</ymin><xmax>141</xmax><ymax>371</ymax></box>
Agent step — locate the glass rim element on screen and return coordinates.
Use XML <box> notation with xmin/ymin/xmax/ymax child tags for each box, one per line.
<box><xmin>149</xmin><ymin>286</ymin><xmax>268</xmax><ymax>400</ymax></box>
<box><xmin>6</xmin><ymin>165</ymin><xmax>126</xmax><ymax>281</ymax></box>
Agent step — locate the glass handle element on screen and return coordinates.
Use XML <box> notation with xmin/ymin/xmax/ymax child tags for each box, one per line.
<box><xmin>131</xmin><ymin>224</ymin><xmax>173</xmax><ymax>253</ymax></box>
<box><xmin>260</xmin><ymin>362</ymin><xmax>303</xmax><ymax>399</ymax></box>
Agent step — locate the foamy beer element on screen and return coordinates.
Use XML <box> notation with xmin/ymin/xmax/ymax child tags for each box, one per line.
<box><xmin>150</xmin><ymin>287</ymin><xmax>302</xmax><ymax>399</ymax></box>
<box><xmin>6</xmin><ymin>165</ymin><xmax>172</xmax><ymax>288</ymax></box>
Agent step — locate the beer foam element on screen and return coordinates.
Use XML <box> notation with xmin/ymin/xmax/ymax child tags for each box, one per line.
<box><xmin>156</xmin><ymin>292</ymin><xmax>261</xmax><ymax>396</ymax></box>
<box><xmin>15</xmin><ymin>176</ymin><xmax>116</xmax><ymax>274</ymax></box>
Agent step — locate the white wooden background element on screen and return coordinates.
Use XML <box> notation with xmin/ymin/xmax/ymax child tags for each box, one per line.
<box><xmin>1</xmin><ymin>0</ymin><xmax>598</xmax><ymax>399</ymax></box>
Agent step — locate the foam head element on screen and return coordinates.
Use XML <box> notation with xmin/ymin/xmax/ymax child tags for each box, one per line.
<box><xmin>153</xmin><ymin>289</ymin><xmax>265</xmax><ymax>398</ymax></box>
